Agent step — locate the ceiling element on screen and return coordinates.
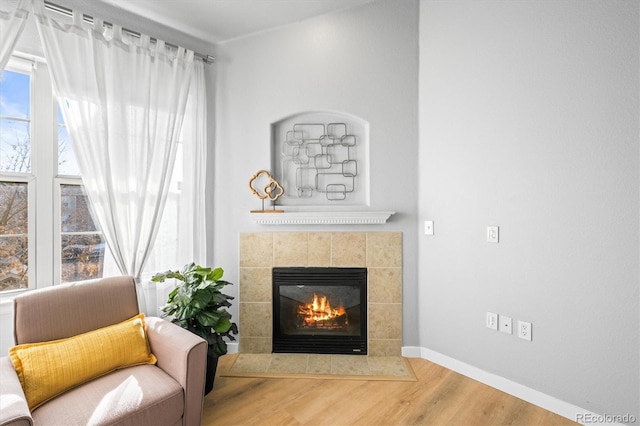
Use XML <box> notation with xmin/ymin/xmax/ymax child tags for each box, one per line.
<box><xmin>94</xmin><ymin>0</ymin><xmax>375</xmax><ymax>44</ymax></box>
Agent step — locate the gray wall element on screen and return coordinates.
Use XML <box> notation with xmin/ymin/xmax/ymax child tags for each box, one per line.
<box><xmin>212</xmin><ymin>0</ymin><xmax>420</xmax><ymax>345</ymax></box>
<box><xmin>5</xmin><ymin>0</ymin><xmax>639</xmax><ymax>419</ymax></box>
<box><xmin>419</xmin><ymin>0</ymin><xmax>639</xmax><ymax>418</ymax></box>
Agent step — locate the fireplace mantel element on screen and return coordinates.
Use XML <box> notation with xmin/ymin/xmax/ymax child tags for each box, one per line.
<box><xmin>249</xmin><ymin>211</ymin><xmax>394</xmax><ymax>225</ymax></box>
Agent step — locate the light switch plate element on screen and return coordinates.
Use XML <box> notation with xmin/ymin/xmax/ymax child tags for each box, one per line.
<box><xmin>487</xmin><ymin>226</ymin><xmax>499</xmax><ymax>243</ymax></box>
<box><xmin>486</xmin><ymin>312</ymin><xmax>498</xmax><ymax>330</ymax></box>
<box><xmin>424</xmin><ymin>221</ymin><xmax>434</xmax><ymax>235</ymax></box>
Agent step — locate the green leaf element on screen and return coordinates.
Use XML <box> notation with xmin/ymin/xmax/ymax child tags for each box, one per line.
<box><xmin>194</xmin><ymin>266</ymin><xmax>212</xmax><ymax>277</ymax></box>
<box><xmin>209</xmin><ymin>267</ymin><xmax>224</xmax><ymax>281</ymax></box>
<box><xmin>196</xmin><ymin>310</ymin><xmax>222</xmax><ymax>327</ymax></box>
<box><xmin>191</xmin><ymin>289</ymin><xmax>213</xmax><ymax>309</ymax></box>
<box><xmin>213</xmin><ymin>317</ymin><xmax>232</xmax><ymax>333</ymax></box>
<box><xmin>211</xmin><ymin>339</ymin><xmax>228</xmax><ymax>356</ymax></box>
<box><xmin>166</xmin><ymin>287</ymin><xmax>179</xmax><ymax>302</ymax></box>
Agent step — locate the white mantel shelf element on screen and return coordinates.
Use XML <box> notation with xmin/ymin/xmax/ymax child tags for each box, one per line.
<box><xmin>249</xmin><ymin>211</ymin><xmax>395</xmax><ymax>225</ymax></box>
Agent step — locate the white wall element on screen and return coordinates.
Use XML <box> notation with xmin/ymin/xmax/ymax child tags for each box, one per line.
<box><xmin>419</xmin><ymin>0</ymin><xmax>639</xmax><ymax>419</ymax></box>
<box><xmin>212</xmin><ymin>0</ymin><xmax>420</xmax><ymax>345</ymax></box>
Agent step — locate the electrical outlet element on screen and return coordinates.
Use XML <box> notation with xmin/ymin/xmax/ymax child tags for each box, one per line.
<box><xmin>486</xmin><ymin>312</ymin><xmax>498</xmax><ymax>330</ymax></box>
<box><xmin>518</xmin><ymin>321</ymin><xmax>532</xmax><ymax>341</ymax></box>
<box><xmin>499</xmin><ymin>315</ymin><xmax>512</xmax><ymax>334</ymax></box>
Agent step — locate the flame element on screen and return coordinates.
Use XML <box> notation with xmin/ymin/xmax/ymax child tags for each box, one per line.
<box><xmin>297</xmin><ymin>293</ymin><xmax>347</xmax><ymax>328</ymax></box>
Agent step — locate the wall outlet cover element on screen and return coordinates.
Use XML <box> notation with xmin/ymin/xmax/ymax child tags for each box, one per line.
<box><xmin>499</xmin><ymin>315</ymin><xmax>512</xmax><ymax>334</ymax></box>
<box><xmin>518</xmin><ymin>320</ymin><xmax>532</xmax><ymax>341</ymax></box>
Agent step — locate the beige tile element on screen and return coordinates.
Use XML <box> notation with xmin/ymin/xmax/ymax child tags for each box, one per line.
<box><xmin>274</xmin><ymin>232</ymin><xmax>308</xmax><ymax>266</ymax></box>
<box><xmin>230</xmin><ymin>353</ymin><xmax>272</xmax><ymax>373</ymax></box>
<box><xmin>239</xmin><ymin>337</ymin><xmax>271</xmax><ymax>354</ymax></box>
<box><xmin>308</xmin><ymin>232</ymin><xmax>331</xmax><ymax>266</ymax></box>
<box><xmin>368</xmin><ymin>303</ymin><xmax>402</xmax><ymax>339</ymax></box>
<box><xmin>307</xmin><ymin>354</ymin><xmax>332</xmax><ymax>374</ymax></box>
<box><xmin>368</xmin><ymin>268</ymin><xmax>402</xmax><ymax>304</ymax></box>
<box><xmin>331</xmin><ymin>233</ymin><xmax>366</xmax><ymax>267</ymax></box>
<box><xmin>239</xmin><ymin>302</ymin><xmax>272</xmax><ymax>337</ymax></box>
<box><xmin>239</xmin><ymin>233</ymin><xmax>273</xmax><ymax>267</ymax></box>
<box><xmin>239</xmin><ymin>231</ymin><xmax>405</xmax><ymax>357</ymax></box>
<box><xmin>240</xmin><ymin>267</ymin><xmax>272</xmax><ymax>303</ymax></box>
<box><xmin>368</xmin><ymin>339</ymin><xmax>402</xmax><ymax>356</ymax></box>
<box><xmin>268</xmin><ymin>354</ymin><xmax>308</xmax><ymax>374</ymax></box>
<box><xmin>367</xmin><ymin>356</ymin><xmax>408</xmax><ymax>376</ymax></box>
<box><xmin>330</xmin><ymin>355</ymin><xmax>370</xmax><ymax>375</ymax></box>
<box><xmin>366</xmin><ymin>232</ymin><xmax>402</xmax><ymax>267</ymax></box>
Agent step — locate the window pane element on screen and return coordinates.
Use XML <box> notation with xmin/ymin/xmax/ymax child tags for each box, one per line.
<box><xmin>0</xmin><ymin>118</ymin><xmax>31</xmax><ymax>173</ymax></box>
<box><xmin>0</xmin><ymin>236</ymin><xmax>28</xmax><ymax>291</ymax></box>
<box><xmin>61</xmin><ymin>234</ymin><xmax>104</xmax><ymax>283</ymax></box>
<box><xmin>0</xmin><ymin>70</ymin><xmax>31</xmax><ymax>174</ymax></box>
<box><xmin>0</xmin><ymin>70</ymin><xmax>30</xmax><ymax>119</ymax></box>
<box><xmin>0</xmin><ymin>182</ymin><xmax>29</xmax><ymax>291</ymax></box>
<box><xmin>57</xmin><ymin>108</ymin><xmax>80</xmax><ymax>176</ymax></box>
<box><xmin>0</xmin><ymin>182</ymin><xmax>28</xmax><ymax>234</ymax></box>
<box><xmin>61</xmin><ymin>184</ymin><xmax>99</xmax><ymax>232</ymax></box>
<box><xmin>60</xmin><ymin>184</ymin><xmax>104</xmax><ymax>283</ymax></box>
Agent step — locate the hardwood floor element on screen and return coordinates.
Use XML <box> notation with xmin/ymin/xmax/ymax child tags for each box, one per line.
<box><xmin>203</xmin><ymin>354</ymin><xmax>577</xmax><ymax>426</ymax></box>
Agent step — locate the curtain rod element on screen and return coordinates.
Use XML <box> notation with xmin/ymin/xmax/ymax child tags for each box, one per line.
<box><xmin>43</xmin><ymin>0</ymin><xmax>215</xmax><ymax>64</ymax></box>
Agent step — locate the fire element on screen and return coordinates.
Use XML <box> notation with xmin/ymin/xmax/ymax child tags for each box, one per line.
<box><xmin>297</xmin><ymin>293</ymin><xmax>348</xmax><ymax>328</ymax></box>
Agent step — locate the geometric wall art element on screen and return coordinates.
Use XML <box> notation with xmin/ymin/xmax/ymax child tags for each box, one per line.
<box><xmin>271</xmin><ymin>111</ymin><xmax>369</xmax><ymax>207</ymax></box>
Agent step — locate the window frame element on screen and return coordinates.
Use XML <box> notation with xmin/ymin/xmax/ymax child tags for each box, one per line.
<box><xmin>54</xmin><ymin>176</ymin><xmax>105</xmax><ymax>284</ymax></box>
<box><xmin>0</xmin><ymin>53</ymin><xmax>95</xmax><ymax>298</ymax></box>
<box><xmin>0</xmin><ymin>56</ymin><xmax>38</xmax><ymax>296</ymax></box>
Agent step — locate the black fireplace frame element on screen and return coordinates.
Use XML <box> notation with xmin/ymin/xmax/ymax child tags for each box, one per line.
<box><xmin>272</xmin><ymin>267</ymin><xmax>367</xmax><ymax>355</ymax></box>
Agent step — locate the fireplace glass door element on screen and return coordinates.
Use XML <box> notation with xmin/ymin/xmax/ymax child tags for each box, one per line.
<box><xmin>272</xmin><ymin>267</ymin><xmax>367</xmax><ymax>355</ymax></box>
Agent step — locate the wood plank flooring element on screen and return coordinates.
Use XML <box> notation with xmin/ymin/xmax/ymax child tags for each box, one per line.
<box><xmin>203</xmin><ymin>354</ymin><xmax>577</xmax><ymax>426</ymax></box>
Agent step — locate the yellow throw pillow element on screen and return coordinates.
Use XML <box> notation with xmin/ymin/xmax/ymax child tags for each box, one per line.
<box><xmin>9</xmin><ymin>313</ymin><xmax>157</xmax><ymax>411</ymax></box>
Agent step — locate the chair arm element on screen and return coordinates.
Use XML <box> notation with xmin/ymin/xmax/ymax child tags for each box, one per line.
<box><xmin>0</xmin><ymin>357</ymin><xmax>33</xmax><ymax>426</ymax></box>
<box><xmin>145</xmin><ymin>316</ymin><xmax>207</xmax><ymax>426</ymax></box>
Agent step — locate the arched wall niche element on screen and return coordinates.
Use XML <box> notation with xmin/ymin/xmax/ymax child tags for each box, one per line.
<box><xmin>271</xmin><ymin>111</ymin><xmax>370</xmax><ymax>208</ymax></box>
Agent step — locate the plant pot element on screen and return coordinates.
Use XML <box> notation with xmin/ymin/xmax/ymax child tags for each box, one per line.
<box><xmin>204</xmin><ymin>349</ymin><xmax>219</xmax><ymax>395</ymax></box>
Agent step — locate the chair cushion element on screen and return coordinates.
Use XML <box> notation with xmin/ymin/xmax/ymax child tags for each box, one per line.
<box><xmin>9</xmin><ymin>314</ymin><xmax>157</xmax><ymax>410</ymax></box>
<box><xmin>32</xmin><ymin>364</ymin><xmax>183</xmax><ymax>426</ymax></box>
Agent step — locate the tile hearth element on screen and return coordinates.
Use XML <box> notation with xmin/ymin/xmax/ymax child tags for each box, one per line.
<box><xmin>238</xmin><ymin>232</ymin><xmax>402</xmax><ymax>356</ymax></box>
<box><xmin>221</xmin><ymin>353</ymin><xmax>416</xmax><ymax>381</ymax></box>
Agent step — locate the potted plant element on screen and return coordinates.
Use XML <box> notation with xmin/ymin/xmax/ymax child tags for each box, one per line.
<box><xmin>152</xmin><ymin>263</ymin><xmax>238</xmax><ymax>394</ymax></box>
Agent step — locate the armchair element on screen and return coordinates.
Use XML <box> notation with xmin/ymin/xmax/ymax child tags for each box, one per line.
<box><xmin>0</xmin><ymin>276</ymin><xmax>207</xmax><ymax>426</ymax></box>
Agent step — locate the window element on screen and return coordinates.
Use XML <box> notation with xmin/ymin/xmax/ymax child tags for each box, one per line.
<box><xmin>0</xmin><ymin>61</ymin><xmax>33</xmax><ymax>291</ymax></box>
<box><xmin>0</xmin><ymin>55</ymin><xmax>104</xmax><ymax>294</ymax></box>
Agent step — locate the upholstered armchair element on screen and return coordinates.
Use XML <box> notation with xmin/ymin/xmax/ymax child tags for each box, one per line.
<box><xmin>0</xmin><ymin>276</ymin><xmax>208</xmax><ymax>426</ymax></box>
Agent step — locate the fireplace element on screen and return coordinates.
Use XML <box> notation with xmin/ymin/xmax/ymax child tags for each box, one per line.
<box><xmin>239</xmin><ymin>232</ymin><xmax>402</xmax><ymax>356</ymax></box>
<box><xmin>272</xmin><ymin>267</ymin><xmax>367</xmax><ymax>355</ymax></box>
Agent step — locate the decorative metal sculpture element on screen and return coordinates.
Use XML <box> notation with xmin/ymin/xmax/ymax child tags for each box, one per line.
<box><xmin>249</xmin><ymin>170</ymin><xmax>284</xmax><ymax>213</ymax></box>
<box><xmin>280</xmin><ymin>122</ymin><xmax>358</xmax><ymax>201</ymax></box>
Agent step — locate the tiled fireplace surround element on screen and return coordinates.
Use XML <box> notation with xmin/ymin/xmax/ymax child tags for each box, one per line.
<box><xmin>239</xmin><ymin>232</ymin><xmax>402</xmax><ymax>356</ymax></box>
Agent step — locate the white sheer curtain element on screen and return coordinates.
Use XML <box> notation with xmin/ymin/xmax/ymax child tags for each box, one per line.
<box><xmin>141</xmin><ymin>61</ymin><xmax>208</xmax><ymax>315</ymax></box>
<box><xmin>178</xmin><ymin>61</ymin><xmax>208</xmax><ymax>266</ymax></box>
<box><xmin>0</xmin><ymin>0</ymin><xmax>31</xmax><ymax>71</ymax></box>
<box><xmin>33</xmin><ymin>1</ymin><xmax>194</xmax><ymax>303</ymax></box>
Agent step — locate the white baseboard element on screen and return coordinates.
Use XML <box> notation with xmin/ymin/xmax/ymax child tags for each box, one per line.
<box><xmin>227</xmin><ymin>342</ymin><xmax>239</xmax><ymax>354</ymax></box>
<box><xmin>401</xmin><ymin>346</ymin><xmax>614</xmax><ymax>425</ymax></box>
